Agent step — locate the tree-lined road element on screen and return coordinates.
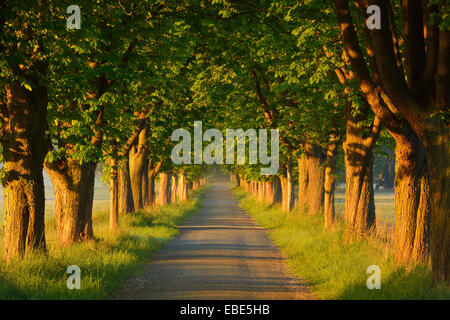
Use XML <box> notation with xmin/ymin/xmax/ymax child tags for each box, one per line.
<box><xmin>116</xmin><ymin>181</ymin><xmax>313</xmax><ymax>299</ymax></box>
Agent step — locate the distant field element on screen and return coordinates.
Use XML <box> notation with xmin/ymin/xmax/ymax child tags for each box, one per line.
<box><xmin>335</xmin><ymin>192</ymin><xmax>395</xmax><ymax>226</ymax></box>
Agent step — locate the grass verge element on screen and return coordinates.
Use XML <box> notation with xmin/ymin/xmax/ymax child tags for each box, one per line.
<box><xmin>234</xmin><ymin>187</ymin><xmax>449</xmax><ymax>300</ymax></box>
<box><xmin>0</xmin><ymin>187</ymin><xmax>207</xmax><ymax>299</ymax></box>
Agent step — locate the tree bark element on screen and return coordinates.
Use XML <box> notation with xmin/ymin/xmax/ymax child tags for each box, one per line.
<box><xmin>146</xmin><ymin>160</ymin><xmax>162</xmax><ymax>207</ymax></box>
<box><xmin>257</xmin><ymin>181</ymin><xmax>265</xmax><ymax>202</ymax></box>
<box><xmin>2</xmin><ymin>81</ymin><xmax>48</xmax><ymax>260</ymax></box>
<box><xmin>187</xmin><ymin>181</ymin><xmax>193</xmax><ymax>197</ymax></box>
<box><xmin>45</xmin><ymin>160</ymin><xmax>96</xmax><ymax>245</ymax></box>
<box><xmin>141</xmin><ymin>160</ymin><xmax>149</xmax><ymax>207</ymax></box>
<box><xmin>129</xmin><ymin>128</ymin><xmax>148</xmax><ymax>211</ymax></box>
<box><xmin>394</xmin><ymin>132</ymin><xmax>430</xmax><ymax>263</ymax></box>
<box><xmin>157</xmin><ymin>172</ymin><xmax>171</xmax><ymax>206</ymax></box>
<box><xmin>171</xmin><ymin>174</ymin><xmax>178</xmax><ymax>203</ymax></box>
<box><xmin>425</xmin><ymin>125</ymin><xmax>449</xmax><ymax>282</ymax></box>
<box><xmin>109</xmin><ymin>155</ymin><xmax>119</xmax><ymax>230</ymax></box>
<box><xmin>280</xmin><ymin>161</ymin><xmax>294</xmax><ymax>212</ymax></box>
<box><xmin>272</xmin><ymin>176</ymin><xmax>283</xmax><ymax>205</ymax></box>
<box><xmin>343</xmin><ymin>116</ymin><xmax>380</xmax><ymax>238</ymax></box>
<box><xmin>118</xmin><ymin>160</ymin><xmax>134</xmax><ymax>214</ymax></box>
<box><xmin>306</xmin><ymin>143</ymin><xmax>326</xmax><ymax>214</ymax></box>
<box><xmin>177</xmin><ymin>171</ymin><xmax>188</xmax><ymax>201</ymax></box>
<box><xmin>251</xmin><ymin>181</ymin><xmax>258</xmax><ymax>197</ymax></box>
<box><xmin>297</xmin><ymin>154</ymin><xmax>308</xmax><ymax>212</ymax></box>
<box><xmin>324</xmin><ymin>141</ymin><xmax>338</xmax><ymax>228</ymax></box>
<box><xmin>297</xmin><ymin>143</ymin><xmax>326</xmax><ymax>215</ymax></box>
<box><xmin>235</xmin><ymin>174</ymin><xmax>240</xmax><ymax>187</ymax></box>
<box><xmin>148</xmin><ymin>170</ymin><xmax>157</xmax><ymax>206</ymax></box>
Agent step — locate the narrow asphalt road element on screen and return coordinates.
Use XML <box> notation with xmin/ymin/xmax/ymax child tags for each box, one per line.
<box><xmin>115</xmin><ymin>181</ymin><xmax>313</xmax><ymax>300</ymax></box>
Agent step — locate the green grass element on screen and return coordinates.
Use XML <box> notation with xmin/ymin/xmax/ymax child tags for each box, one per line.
<box><xmin>234</xmin><ymin>187</ymin><xmax>450</xmax><ymax>300</ymax></box>
<box><xmin>0</xmin><ymin>187</ymin><xmax>207</xmax><ymax>300</ymax></box>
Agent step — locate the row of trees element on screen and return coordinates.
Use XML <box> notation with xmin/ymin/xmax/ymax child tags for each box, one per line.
<box><xmin>0</xmin><ymin>0</ymin><xmax>209</xmax><ymax>259</ymax></box>
<box><xmin>191</xmin><ymin>0</ymin><xmax>448</xmax><ymax>283</ymax></box>
<box><xmin>1</xmin><ymin>0</ymin><xmax>448</xmax><ymax>284</ymax></box>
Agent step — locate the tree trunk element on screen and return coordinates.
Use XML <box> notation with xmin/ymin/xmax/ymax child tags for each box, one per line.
<box><xmin>331</xmin><ymin>0</ymin><xmax>448</xmax><ymax>282</ymax></box>
<box><xmin>241</xmin><ymin>179</ymin><xmax>247</xmax><ymax>192</ymax></box>
<box><xmin>424</xmin><ymin>124</ymin><xmax>449</xmax><ymax>283</ymax></box>
<box><xmin>2</xmin><ymin>82</ymin><xmax>48</xmax><ymax>260</ymax></box>
<box><xmin>297</xmin><ymin>154</ymin><xmax>308</xmax><ymax>212</ymax></box>
<box><xmin>394</xmin><ymin>132</ymin><xmax>430</xmax><ymax>263</ymax></box>
<box><xmin>177</xmin><ymin>171</ymin><xmax>188</xmax><ymax>201</ymax></box>
<box><xmin>264</xmin><ymin>181</ymin><xmax>272</xmax><ymax>203</ymax></box>
<box><xmin>257</xmin><ymin>181</ymin><xmax>265</xmax><ymax>202</ymax></box>
<box><xmin>171</xmin><ymin>174</ymin><xmax>178</xmax><ymax>203</ymax></box>
<box><xmin>251</xmin><ymin>181</ymin><xmax>257</xmax><ymax>196</ymax></box>
<box><xmin>109</xmin><ymin>155</ymin><xmax>119</xmax><ymax>230</ymax></box>
<box><xmin>187</xmin><ymin>181</ymin><xmax>193</xmax><ymax>197</ymax></box>
<box><xmin>304</xmin><ymin>143</ymin><xmax>325</xmax><ymax>214</ymax></box>
<box><xmin>141</xmin><ymin>161</ymin><xmax>149</xmax><ymax>207</ymax></box>
<box><xmin>272</xmin><ymin>176</ymin><xmax>282</xmax><ymax>205</ymax></box>
<box><xmin>45</xmin><ymin>160</ymin><xmax>96</xmax><ymax>245</ymax></box>
<box><xmin>118</xmin><ymin>160</ymin><xmax>134</xmax><ymax>214</ymax></box>
<box><xmin>324</xmin><ymin>142</ymin><xmax>338</xmax><ymax>228</ymax></box>
<box><xmin>157</xmin><ymin>172</ymin><xmax>171</xmax><ymax>206</ymax></box>
<box><xmin>343</xmin><ymin>118</ymin><xmax>379</xmax><ymax>238</ymax></box>
<box><xmin>280</xmin><ymin>161</ymin><xmax>294</xmax><ymax>212</ymax></box>
<box><xmin>147</xmin><ymin>167</ymin><xmax>158</xmax><ymax>207</ymax></box>
<box><xmin>129</xmin><ymin>128</ymin><xmax>148</xmax><ymax>211</ymax></box>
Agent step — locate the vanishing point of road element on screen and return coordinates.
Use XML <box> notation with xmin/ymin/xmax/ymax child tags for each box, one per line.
<box><xmin>116</xmin><ymin>181</ymin><xmax>313</xmax><ymax>300</ymax></box>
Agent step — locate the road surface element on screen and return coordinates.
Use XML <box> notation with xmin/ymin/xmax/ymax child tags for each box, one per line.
<box><xmin>115</xmin><ymin>181</ymin><xmax>313</xmax><ymax>299</ymax></box>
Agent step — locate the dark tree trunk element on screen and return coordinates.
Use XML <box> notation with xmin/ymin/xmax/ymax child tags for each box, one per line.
<box><xmin>425</xmin><ymin>124</ymin><xmax>449</xmax><ymax>283</ymax></box>
<box><xmin>272</xmin><ymin>176</ymin><xmax>282</xmax><ymax>205</ymax></box>
<box><xmin>147</xmin><ymin>166</ymin><xmax>159</xmax><ymax>207</ymax></box>
<box><xmin>324</xmin><ymin>142</ymin><xmax>338</xmax><ymax>228</ymax></box>
<box><xmin>2</xmin><ymin>81</ymin><xmax>48</xmax><ymax>260</ymax></box>
<box><xmin>118</xmin><ymin>160</ymin><xmax>134</xmax><ymax>214</ymax></box>
<box><xmin>109</xmin><ymin>155</ymin><xmax>119</xmax><ymax>230</ymax></box>
<box><xmin>264</xmin><ymin>180</ymin><xmax>273</xmax><ymax>204</ymax></box>
<box><xmin>141</xmin><ymin>160</ymin><xmax>149</xmax><ymax>207</ymax></box>
<box><xmin>187</xmin><ymin>181</ymin><xmax>193</xmax><ymax>197</ymax></box>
